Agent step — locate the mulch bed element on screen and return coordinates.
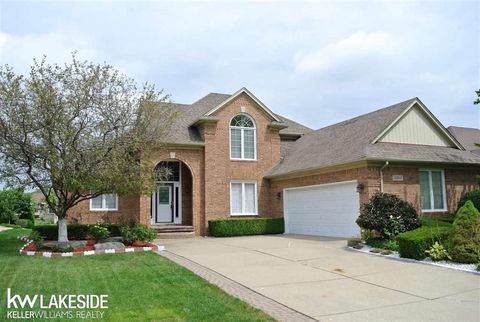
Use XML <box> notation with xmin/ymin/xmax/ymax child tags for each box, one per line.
<box><xmin>18</xmin><ymin>236</ymin><xmax>164</xmax><ymax>257</ymax></box>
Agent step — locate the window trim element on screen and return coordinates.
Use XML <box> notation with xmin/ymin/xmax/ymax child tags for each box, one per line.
<box><xmin>230</xmin><ymin>180</ymin><xmax>258</xmax><ymax>216</ymax></box>
<box><xmin>90</xmin><ymin>193</ymin><xmax>119</xmax><ymax>211</ymax></box>
<box><xmin>419</xmin><ymin>169</ymin><xmax>447</xmax><ymax>212</ymax></box>
<box><xmin>229</xmin><ymin>114</ymin><xmax>257</xmax><ymax>161</ymax></box>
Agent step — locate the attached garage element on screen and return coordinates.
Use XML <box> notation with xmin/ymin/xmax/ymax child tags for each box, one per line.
<box><xmin>284</xmin><ymin>181</ymin><xmax>360</xmax><ymax>238</ymax></box>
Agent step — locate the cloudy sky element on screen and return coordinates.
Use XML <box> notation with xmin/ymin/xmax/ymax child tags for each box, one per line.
<box><xmin>1</xmin><ymin>1</ymin><xmax>479</xmax><ymax>129</ymax></box>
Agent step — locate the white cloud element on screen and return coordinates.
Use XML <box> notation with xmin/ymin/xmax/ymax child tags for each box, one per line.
<box><xmin>0</xmin><ymin>31</ymin><xmax>100</xmax><ymax>74</ymax></box>
<box><xmin>294</xmin><ymin>31</ymin><xmax>399</xmax><ymax>73</ymax></box>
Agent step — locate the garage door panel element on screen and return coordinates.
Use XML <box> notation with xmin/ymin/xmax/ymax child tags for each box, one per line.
<box><xmin>284</xmin><ymin>181</ymin><xmax>360</xmax><ymax>238</ymax></box>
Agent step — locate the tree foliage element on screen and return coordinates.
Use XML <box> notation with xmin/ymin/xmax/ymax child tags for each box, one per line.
<box><xmin>0</xmin><ymin>189</ymin><xmax>34</xmax><ymax>225</ymax></box>
<box><xmin>0</xmin><ymin>54</ymin><xmax>175</xmax><ymax>240</ymax></box>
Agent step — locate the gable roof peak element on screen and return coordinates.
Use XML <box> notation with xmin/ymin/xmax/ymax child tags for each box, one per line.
<box><xmin>203</xmin><ymin>87</ymin><xmax>281</xmax><ymax>122</ymax></box>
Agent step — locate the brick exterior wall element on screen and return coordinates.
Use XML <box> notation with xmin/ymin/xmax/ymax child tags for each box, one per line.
<box><xmin>67</xmin><ymin>92</ymin><xmax>480</xmax><ymax>236</ymax></box>
<box><xmin>271</xmin><ymin>164</ymin><xmax>480</xmax><ymax>217</ymax></box>
<box><xmin>198</xmin><ymin>93</ymin><xmax>281</xmax><ymax>234</ymax></box>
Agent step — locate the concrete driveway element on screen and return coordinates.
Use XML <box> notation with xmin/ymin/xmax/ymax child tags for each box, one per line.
<box><xmin>160</xmin><ymin>235</ymin><xmax>480</xmax><ymax>322</ymax></box>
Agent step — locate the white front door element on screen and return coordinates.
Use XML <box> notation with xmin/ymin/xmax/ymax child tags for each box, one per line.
<box><xmin>156</xmin><ymin>184</ymin><xmax>173</xmax><ymax>223</ymax></box>
<box><xmin>284</xmin><ymin>181</ymin><xmax>360</xmax><ymax>238</ymax></box>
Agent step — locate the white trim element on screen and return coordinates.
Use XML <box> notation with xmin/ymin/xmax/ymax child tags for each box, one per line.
<box><xmin>229</xmin><ymin>114</ymin><xmax>257</xmax><ymax>161</ymax></box>
<box><xmin>230</xmin><ymin>180</ymin><xmax>258</xmax><ymax>216</ymax></box>
<box><xmin>283</xmin><ymin>180</ymin><xmax>359</xmax><ymax>192</ymax></box>
<box><xmin>89</xmin><ymin>193</ymin><xmax>118</xmax><ymax>211</ymax></box>
<box><xmin>419</xmin><ymin>169</ymin><xmax>447</xmax><ymax>212</ymax></box>
<box><xmin>371</xmin><ymin>99</ymin><xmax>464</xmax><ymax>150</ymax></box>
<box><xmin>151</xmin><ymin>160</ymin><xmax>183</xmax><ymax>224</ymax></box>
<box><xmin>205</xmin><ymin>87</ymin><xmax>281</xmax><ymax>122</ymax></box>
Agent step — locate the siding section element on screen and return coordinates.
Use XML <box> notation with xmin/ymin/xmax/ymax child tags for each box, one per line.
<box><xmin>380</xmin><ymin>106</ymin><xmax>453</xmax><ymax>147</ymax></box>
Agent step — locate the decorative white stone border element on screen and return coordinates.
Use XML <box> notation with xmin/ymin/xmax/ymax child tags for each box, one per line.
<box><xmin>348</xmin><ymin>245</ymin><xmax>480</xmax><ymax>275</ymax></box>
<box><xmin>17</xmin><ymin>236</ymin><xmax>164</xmax><ymax>258</ymax></box>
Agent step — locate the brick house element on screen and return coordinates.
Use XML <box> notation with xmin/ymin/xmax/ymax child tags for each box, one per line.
<box><xmin>69</xmin><ymin>88</ymin><xmax>480</xmax><ymax>237</ymax></box>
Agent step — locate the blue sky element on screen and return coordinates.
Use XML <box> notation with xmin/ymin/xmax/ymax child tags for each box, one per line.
<box><xmin>0</xmin><ymin>0</ymin><xmax>479</xmax><ymax>129</ymax></box>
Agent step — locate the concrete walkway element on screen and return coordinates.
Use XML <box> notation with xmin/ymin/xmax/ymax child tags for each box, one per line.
<box><xmin>157</xmin><ymin>235</ymin><xmax>480</xmax><ymax>322</ymax></box>
<box><xmin>0</xmin><ymin>225</ymin><xmax>12</xmax><ymax>232</ymax></box>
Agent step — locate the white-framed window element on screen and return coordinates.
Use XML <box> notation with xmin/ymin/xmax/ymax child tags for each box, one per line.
<box><xmin>230</xmin><ymin>181</ymin><xmax>257</xmax><ymax>215</ymax></box>
<box><xmin>90</xmin><ymin>193</ymin><xmax>118</xmax><ymax>211</ymax></box>
<box><xmin>230</xmin><ymin>114</ymin><xmax>256</xmax><ymax>160</ymax></box>
<box><xmin>419</xmin><ymin>169</ymin><xmax>447</xmax><ymax>212</ymax></box>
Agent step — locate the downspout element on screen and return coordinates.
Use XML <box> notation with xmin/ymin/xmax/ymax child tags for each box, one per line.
<box><xmin>380</xmin><ymin>161</ymin><xmax>390</xmax><ymax>192</ymax></box>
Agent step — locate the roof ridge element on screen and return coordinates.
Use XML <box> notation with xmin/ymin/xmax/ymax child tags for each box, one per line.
<box><xmin>304</xmin><ymin>97</ymin><xmax>417</xmax><ymax>136</ymax></box>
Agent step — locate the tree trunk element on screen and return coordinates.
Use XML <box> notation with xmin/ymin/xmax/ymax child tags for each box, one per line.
<box><xmin>58</xmin><ymin>217</ymin><xmax>69</xmax><ymax>242</ymax></box>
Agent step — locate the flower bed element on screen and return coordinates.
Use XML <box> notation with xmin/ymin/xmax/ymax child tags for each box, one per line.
<box><xmin>18</xmin><ymin>236</ymin><xmax>164</xmax><ymax>257</ymax></box>
<box><xmin>348</xmin><ymin>244</ymin><xmax>479</xmax><ymax>274</ymax></box>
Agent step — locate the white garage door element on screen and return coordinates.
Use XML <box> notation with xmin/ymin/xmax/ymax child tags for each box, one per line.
<box><xmin>284</xmin><ymin>181</ymin><xmax>360</xmax><ymax>238</ymax></box>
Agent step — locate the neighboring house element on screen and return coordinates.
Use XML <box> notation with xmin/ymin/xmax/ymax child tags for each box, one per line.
<box><xmin>69</xmin><ymin>88</ymin><xmax>480</xmax><ymax>237</ymax></box>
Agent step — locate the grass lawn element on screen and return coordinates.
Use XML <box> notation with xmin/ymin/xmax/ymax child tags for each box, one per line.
<box><xmin>0</xmin><ymin>228</ymin><xmax>274</xmax><ymax>322</ymax></box>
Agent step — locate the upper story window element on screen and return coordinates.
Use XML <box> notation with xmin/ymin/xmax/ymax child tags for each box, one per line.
<box><xmin>230</xmin><ymin>114</ymin><xmax>256</xmax><ymax>160</ymax></box>
<box><xmin>90</xmin><ymin>193</ymin><xmax>118</xmax><ymax>211</ymax></box>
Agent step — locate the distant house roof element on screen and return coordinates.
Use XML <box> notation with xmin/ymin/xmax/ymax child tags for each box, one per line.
<box><xmin>448</xmin><ymin>126</ymin><xmax>480</xmax><ymax>155</ymax></box>
<box><xmin>266</xmin><ymin>98</ymin><xmax>480</xmax><ymax>177</ymax></box>
<box><xmin>159</xmin><ymin>91</ymin><xmax>312</xmax><ymax>145</ymax></box>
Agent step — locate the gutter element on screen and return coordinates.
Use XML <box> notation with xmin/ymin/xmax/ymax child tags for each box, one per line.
<box><xmin>380</xmin><ymin>161</ymin><xmax>389</xmax><ymax>192</ymax></box>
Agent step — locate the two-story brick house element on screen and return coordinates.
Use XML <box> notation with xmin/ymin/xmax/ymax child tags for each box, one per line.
<box><xmin>69</xmin><ymin>88</ymin><xmax>480</xmax><ymax>237</ymax></box>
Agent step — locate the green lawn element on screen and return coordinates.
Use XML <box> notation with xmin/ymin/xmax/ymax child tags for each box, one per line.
<box><xmin>0</xmin><ymin>228</ymin><xmax>274</xmax><ymax>322</ymax></box>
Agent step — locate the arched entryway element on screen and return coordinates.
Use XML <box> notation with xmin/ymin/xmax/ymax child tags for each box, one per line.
<box><xmin>151</xmin><ymin>160</ymin><xmax>193</xmax><ymax>226</ymax></box>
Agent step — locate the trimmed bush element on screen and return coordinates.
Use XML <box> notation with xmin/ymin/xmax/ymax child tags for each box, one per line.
<box><xmin>356</xmin><ymin>193</ymin><xmax>421</xmax><ymax>239</ymax></box>
<box><xmin>209</xmin><ymin>217</ymin><xmax>284</xmax><ymax>237</ymax></box>
<box><xmin>397</xmin><ymin>225</ymin><xmax>451</xmax><ymax>260</ymax></box>
<box><xmin>448</xmin><ymin>201</ymin><xmax>480</xmax><ymax>264</ymax></box>
<box><xmin>33</xmin><ymin>224</ymin><xmax>122</xmax><ymax>240</ymax></box>
<box><xmin>457</xmin><ymin>189</ymin><xmax>480</xmax><ymax>213</ymax></box>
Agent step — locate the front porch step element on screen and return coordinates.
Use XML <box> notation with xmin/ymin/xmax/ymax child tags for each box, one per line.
<box><xmin>155</xmin><ymin>231</ymin><xmax>195</xmax><ymax>239</ymax></box>
<box><xmin>152</xmin><ymin>225</ymin><xmax>194</xmax><ymax>234</ymax></box>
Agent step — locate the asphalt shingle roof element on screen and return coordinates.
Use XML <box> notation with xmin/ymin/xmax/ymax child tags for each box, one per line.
<box><xmin>160</xmin><ymin>92</ymin><xmax>312</xmax><ymax>145</ymax></box>
<box><xmin>448</xmin><ymin>126</ymin><xmax>480</xmax><ymax>155</ymax></box>
<box><xmin>266</xmin><ymin>98</ymin><xmax>480</xmax><ymax>177</ymax></box>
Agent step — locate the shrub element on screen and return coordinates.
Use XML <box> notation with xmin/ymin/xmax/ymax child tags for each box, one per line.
<box><xmin>120</xmin><ymin>223</ymin><xmax>156</xmax><ymax>245</ymax></box>
<box><xmin>361</xmin><ymin>229</ymin><xmax>375</xmax><ymax>241</ymax></box>
<box><xmin>14</xmin><ymin>218</ymin><xmax>34</xmax><ymax>228</ymax></box>
<box><xmin>0</xmin><ymin>189</ymin><xmax>34</xmax><ymax>224</ymax></box>
<box><xmin>365</xmin><ymin>238</ymin><xmax>399</xmax><ymax>251</ymax></box>
<box><xmin>88</xmin><ymin>225</ymin><xmax>110</xmax><ymax>241</ymax></box>
<box><xmin>33</xmin><ymin>224</ymin><xmax>122</xmax><ymax>240</ymax></box>
<box><xmin>457</xmin><ymin>189</ymin><xmax>480</xmax><ymax>213</ymax></box>
<box><xmin>208</xmin><ymin>218</ymin><xmax>284</xmax><ymax>237</ymax></box>
<box><xmin>49</xmin><ymin>244</ymin><xmax>74</xmax><ymax>253</ymax></box>
<box><xmin>476</xmin><ymin>262</ymin><xmax>480</xmax><ymax>271</ymax></box>
<box><xmin>448</xmin><ymin>201</ymin><xmax>480</xmax><ymax>264</ymax></box>
<box><xmin>397</xmin><ymin>225</ymin><xmax>451</xmax><ymax>260</ymax></box>
<box><xmin>347</xmin><ymin>238</ymin><xmax>362</xmax><ymax>247</ymax></box>
<box><xmin>426</xmin><ymin>242</ymin><xmax>451</xmax><ymax>261</ymax></box>
<box><xmin>28</xmin><ymin>230</ymin><xmax>44</xmax><ymax>248</ymax></box>
<box><xmin>356</xmin><ymin>193</ymin><xmax>421</xmax><ymax>239</ymax></box>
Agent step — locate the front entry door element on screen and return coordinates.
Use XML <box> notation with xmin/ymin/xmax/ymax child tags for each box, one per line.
<box><xmin>156</xmin><ymin>184</ymin><xmax>173</xmax><ymax>223</ymax></box>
